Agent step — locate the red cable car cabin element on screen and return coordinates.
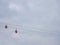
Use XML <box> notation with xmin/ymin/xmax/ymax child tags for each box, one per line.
<box><xmin>5</xmin><ymin>25</ymin><xmax>8</xmax><ymax>29</ymax></box>
<box><xmin>15</xmin><ymin>30</ymin><xmax>18</xmax><ymax>33</ymax></box>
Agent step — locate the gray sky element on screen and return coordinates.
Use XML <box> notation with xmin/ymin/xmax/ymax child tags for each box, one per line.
<box><xmin>0</xmin><ymin>0</ymin><xmax>60</xmax><ymax>45</ymax></box>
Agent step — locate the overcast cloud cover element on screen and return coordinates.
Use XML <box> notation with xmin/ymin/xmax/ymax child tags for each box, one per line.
<box><xmin>0</xmin><ymin>0</ymin><xmax>60</xmax><ymax>45</ymax></box>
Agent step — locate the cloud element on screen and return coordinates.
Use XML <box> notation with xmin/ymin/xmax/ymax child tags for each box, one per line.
<box><xmin>0</xmin><ymin>0</ymin><xmax>60</xmax><ymax>45</ymax></box>
<box><xmin>9</xmin><ymin>3</ymin><xmax>19</xmax><ymax>10</ymax></box>
<box><xmin>8</xmin><ymin>2</ymin><xmax>24</xmax><ymax>12</ymax></box>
